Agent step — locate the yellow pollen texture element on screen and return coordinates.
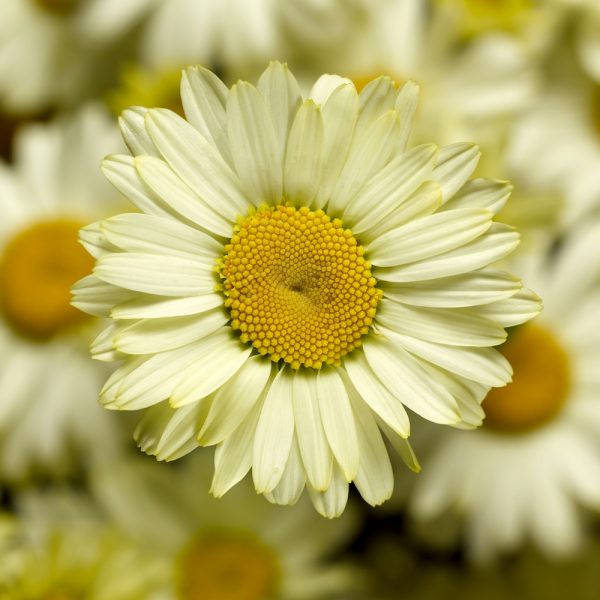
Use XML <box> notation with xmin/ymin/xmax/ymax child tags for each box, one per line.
<box><xmin>0</xmin><ymin>219</ymin><xmax>94</xmax><ymax>339</ymax></box>
<box><xmin>177</xmin><ymin>533</ymin><xmax>280</xmax><ymax>600</ymax></box>
<box><xmin>221</xmin><ymin>205</ymin><xmax>381</xmax><ymax>369</ymax></box>
<box><xmin>483</xmin><ymin>323</ymin><xmax>570</xmax><ymax>433</ymax></box>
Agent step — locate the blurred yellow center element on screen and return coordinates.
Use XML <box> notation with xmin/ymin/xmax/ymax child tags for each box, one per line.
<box><xmin>177</xmin><ymin>533</ymin><xmax>280</xmax><ymax>600</ymax></box>
<box><xmin>0</xmin><ymin>220</ymin><xmax>94</xmax><ymax>339</ymax></box>
<box><xmin>109</xmin><ymin>65</ymin><xmax>184</xmax><ymax>117</ymax></box>
<box><xmin>33</xmin><ymin>0</ymin><xmax>80</xmax><ymax>15</ymax></box>
<box><xmin>483</xmin><ymin>324</ymin><xmax>570</xmax><ymax>433</ymax></box>
<box><xmin>440</xmin><ymin>0</ymin><xmax>532</xmax><ymax>32</ymax></box>
<box><xmin>221</xmin><ymin>205</ymin><xmax>381</xmax><ymax>369</ymax></box>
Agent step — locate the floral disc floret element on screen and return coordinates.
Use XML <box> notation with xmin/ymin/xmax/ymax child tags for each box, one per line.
<box><xmin>0</xmin><ymin>219</ymin><xmax>94</xmax><ymax>339</ymax></box>
<box><xmin>482</xmin><ymin>323</ymin><xmax>570</xmax><ymax>433</ymax></box>
<box><xmin>220</xmin><ymin>205</ymin><xmax>382</xmax><ymax>369</ymax></box>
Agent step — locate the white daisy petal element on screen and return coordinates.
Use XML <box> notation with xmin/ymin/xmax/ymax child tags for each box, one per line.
<box><xmin>155</xmin><ymin>402</ymin><xmax>206</xmax><ymax>462</ymax></box>
<box><xmin>198</xmin><ymin>356</ymin><xmax>273</xmax><ymax>446</ymax></box>
<box><xmin>101</xmin><ymin>155</ymin><xmax>172</xmax><ymax>218</ymax></box>
<box><xmin>361</xmin><ymin>180</ymin><xmax>442</xmax><ymax>242</ymax></box>
<box><xmin>368</xmin><ymin>208</ymin><xmax>493</xmax><ymax>267</ymax></box>
<box><xmin>284</xmin><ymin>100</ymin><xmax>324</xmax><ymax>206</ymax></box>
<box><xmin>433</xmin><ymin>143</ymin><xmax>481</xmax><ymax>202</ymax></box>
<box><xmin>111</xmin><ymin>294</ymin><xmax>223</xmax><ymax>319</ymax></box>
<box><xmin>79</xmin><ymin>221</ymin><xmax>119</xmax><ymax>259</ymax></box>
<box><xmin>377</xmin><ymin>419</ymin><xmax>421</xmax><ymax>473</ymax></box>
<box><xmin>348</xmin><ymin>390</ymin><xmax>394</xmax><ymax>507</ymax></box>
<box><xmin>395</xmin><ymin>80</ymin><xmax>419</xmax><ymax>152</ymax></box>
<box><xmin>343</xmin><ymin>143</ymin><xmax>438</xmax><ymax>232</ymax></box>
<box><xmin>309</xmin><ymin>74</ymin><xmax>352</xmax><ymax>105</ymax></box>
<box><xmin>264</xmin><ymin>435</ymin><xmax>306</xmax><ymax>506</ymax></box>
<box><xmin>181</xmin><ymin>66</ymin><xmax>231</xmax><ymax>164</ymax></box>
<box><xmin>362</xmin><ymin>336</ymin><xmax>461</xmax><ymax>424</ymax></box>
<box><xmin>328</xmin><ymin>109</ymin><xmax>401</xmax><ymax>216</ymax></box>
<box><xmin>473</xmin><ymin>287</ymin><xmax>542</xmax><ymax>328</ymax></box>
<box><xmin>292</xmin><ymin>370</ymin><xmax>332</xmax><ymax>491</ymax></box>
<box><xmin>376</xmin><ymin>299</ymin><xmax>507</xmax><ymax>347</ymax></box>
<box><xmin>257</xmin><ymin>61</ymin><xmax>303</xmax><ymax>160</ymax></box>
<box><xmin>71</xmin><ymin>275</ymin><xmax>134</xmax><ymax>318</ymax></box>
<box><xmin>384</xmin><ymin>329</ymin><xmax>512</xmax><ymax>387</ymax></box>
<box><xmin>253</xmin><ymin>368</ymin><xmax>295</xmax><ymax>494</ymax></box>
<box><xmin>313</xmin><ymin>82</ymin><xmax>358</xmax><ymax>209</ymax></box>
<box><xmin>114</xmin><ymin>309</ymin><xmax>229</xmax><ymax>354</ymax></box>
<box><xmin>375</xmin><ymin>223</ymin><xmax>519</xmax><ymax>282</ymax></box>
<box><xmin>94</xmin><ymin>253</ymin><xmax>215</xmax><ymax>297</ymax></box>
<box><xmin>317</xmin><ymin>368</ymin><xmax>359</xmax><ymax>482</ymax></box>
<box><xmin>308</xmin><ymin>465</ymin><xmax>349</xmax><ymax>519</ymax></box>
<box><xmin>101</xmin><ymin>341</ymin><xmax>211</xmax><ymax>410</ymax></box>
<box><xmin>227</xmin><ymin>81</ymin><xmax>283</xmax><ymax>204</ymax></box>
<box><xmin>381</xmin><ymin>268</ymin><xmax>521</xmax><ymax>308</ymax></box>
<box><xmin>134</xmin><ymin>155</ymin><xmax>232</xmax><ymax>237</ymax></box>
<box><xmin>343</xmin><ymin>352</ymin><xmax>410</xmax><ymax>438</ymax></box>
<box><xmin>119</xmin><ymin>107</ymin><xmax>159</xmax><ymax>158</ymax></box>
<box><xmin>211</xmin><ymin>394</ymin><xmax>265</xmax><ymax>498</ymax></box>
<box><xmin>355</xmin><ymin>77</ymin><xmax>397</xmax><ymax>136</ymax></box>
<box><xmin>169</xmin><ymin>336</ymin><xmax>252</xmax><ymax>408</ymax></box>
<box><xmin>442</xmin><ymin>178</ymin><xmax>512</xmax><ymax>214</ymax></box>
<box><xmin>144</xmin><ymin>109</ymin><xmax>250</xmax><ymax>221</ymax></box>
<box><xmin>100</xmin><ymin>213</ymin><xmax>222</xmax><ymax>261</ymax></box>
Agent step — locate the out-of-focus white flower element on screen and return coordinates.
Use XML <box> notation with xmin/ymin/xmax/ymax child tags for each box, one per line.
<box><xmin>0</xmin><ymin>491</ymin><xmax>168</xmax><ymax>599</ymax></box>
<box><xmin>0</xmin><ymin>105</ymin><xmax>127</xmax><ymax>481</ymax></box>
<box><xmin>93</xmin><ymin>456</ymin><xmax>359</xmax><ymax>600</ymax></box>
<box><xmin>292</xmin><ymin>0</ymin><xmax>540</xmax><ymax>146</ymax></box>
<box><xmin>507</xmin><ymin>49</ymin><xmax>600</xmax><ymax>230</ymax></box>
<box><xmin>0</xmin><ymin>0</ymin><xmax>156</xmax><ymax>114</ymax></box>
<box><xmin>409</xmin><ymin>223</ymin><xmax>600</xmax><ymax>562</ymax></box>
<box><xmin>140</xmin><ymin>0</ymin><xmax>280</xmax><ymax>79</ymax></box>
<box><xmin>73</xmin><ymin>62</ymin><xmax>539</xmax><ymax>516</ymax></box>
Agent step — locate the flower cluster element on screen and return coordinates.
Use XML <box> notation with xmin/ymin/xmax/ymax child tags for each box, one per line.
<box><xmin>1</xmin><ymin>1</ymin><xmax>600</xmax><ymax>598</ymax></box>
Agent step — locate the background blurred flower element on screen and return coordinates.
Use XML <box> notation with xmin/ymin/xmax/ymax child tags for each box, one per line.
<box><xmin>0</xmin><ymin>105</ymin><xmax>129</xmax><ymax>481</ymax></box>
<box><xmin>0</xmin><ymin>0</ymin><xmax>155</xmax><ymax>115</ymax></box>
<box><xmin>92</xmin><ymin>455</ymin><xmax>360</xmax><ymax>599</ymax></box>
<box><xmin>0</xmin><ymin>490</ymin><xmax>168</xmax><ymax>599</ymax></box>
<box><xmin>408</xmin><ymin>223</ymin><xmax>600</xmax><ymax>562</ymax></box>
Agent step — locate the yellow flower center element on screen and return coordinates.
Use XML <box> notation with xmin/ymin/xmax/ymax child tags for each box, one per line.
<box><xmin>483</xmin><ymin>323</ymin><xmax>570</xmax><ymax>433</ymax></box>
<box><xmin>221</xmin><ymin>205</ymin><xmax>381</xmax><ymax>370</ymax></box>
<box><xmin>0</xmin><ymin>220</ymin><xmax>94</xmax><ymax>339</ymax></box>
<box><xmin>33</xmin><ymin>0</ymin><xmax>81</xmax><ymax>15</ymax></box>
<box><xmin>177</xmin><ymin>533</ymin><xmax>280</xmax><ymax>600</ymax></box>
<box><xmin>437</xmin><ymin>0</ymin><xmax>533</xmax><ymax>33</ymax></box>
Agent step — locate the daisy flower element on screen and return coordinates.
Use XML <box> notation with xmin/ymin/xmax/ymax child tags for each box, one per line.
<box><xmin>73</xmin><ymin>62</ymin><xmax>540</xmax><ymax>516</ymax></box>
<box><xmin>0</xmin><ymin>105</ymin><xmax>127</xmax><ymax>480</ymax></box>
<box><xmin>92</xmin><ymin>456</ymin><xmax>358</xmax><ymax>600</ymax></box>
<box><xmin>0</xmin><ymin>491</ymin><xmax>167</xmax><ymax>599</ymax></box>
<box><xmin>409</xmin><ymin>223</ymin><xmax>600</xmax><ymax>562</ymax></box>
<box><xmin>0</xmin><ymin>0</ymin><xmax>155</xmax><ymax>114</ymax></box>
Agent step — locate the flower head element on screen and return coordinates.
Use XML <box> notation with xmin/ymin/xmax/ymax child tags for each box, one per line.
<box><xmin>73</xmin><ymin>62</ymin><xmax>540</xmax><ymax>516</ymax></box>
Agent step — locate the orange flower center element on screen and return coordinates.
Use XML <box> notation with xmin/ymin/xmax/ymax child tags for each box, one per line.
<box><xmin>0</xmin><ymin>220</ymin><xmax>94</xmax><ymax>339</ymax></box>
<box><xmin>177</xmin><ymin>533</ymin><xmax>280</xmax><ymax>600</ymax></box>
<box><xmin>483</xmin><ymin>323</ymin><xmax>570</xmax><ymax>433</ymax></box>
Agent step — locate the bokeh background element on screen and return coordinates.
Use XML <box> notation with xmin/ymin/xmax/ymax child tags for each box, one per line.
<box><xmin>2</xmin><ymin>0</ymin><xmax>600</xmax><ymax>598</ymax></box>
